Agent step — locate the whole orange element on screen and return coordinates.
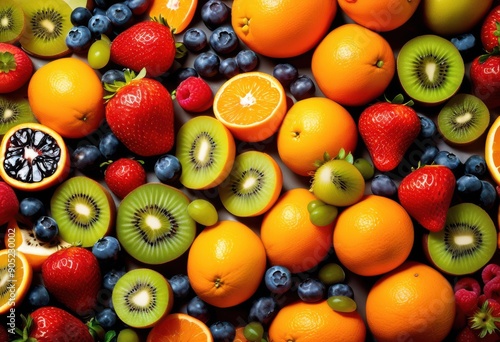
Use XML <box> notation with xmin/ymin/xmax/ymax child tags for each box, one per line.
<box><xmin>333</xmin><ymin>195</ymin><xmax>414</xmax><ymax>276</ymax></box>
<box><xmin>231</xmin><ymin>0</ymin><xmax>337</xmax><ymax>58</ymax></box>
<box><xmin>268</xmin><ymin>300</ymin><xmax>366</xmax><ymax>342</ymax></box>
<box><xmin>311</xmin><ymin>23</ymin><xmax>395</xmax><ymax>107</ymax></box>
<box><xmin>27</xmin><ymin>57</ymin><xmax>105</xmax><ymax>139</ymax></box>
<box><xmin>366</xmin><ymin>261</ymin><xmax>455</xmax><ymax>342</ymax></box>
<box><xmin>187</xmin><ymin>220</ymin><xmax>266</xmax><ymax>308</ymax></box>
<box><xmin>277</xmin><ymin>97</ymin><xmax>358</xmax><ymax>177</ymax></box>
<box><xmin>260</xmin><ymin>188</ymin><xmax>334</xmax><ymax>274</ymax></box>
<box><xmin>338</xmin><ymin>0</ymin><xmax>421</xmax><ymax>32</ymax></box>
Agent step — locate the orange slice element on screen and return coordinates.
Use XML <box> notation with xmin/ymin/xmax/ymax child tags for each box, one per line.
<box><xmin>148</xmin><ymin>0</ymin><xmax>197</xmax><ymax>34</ymax></box>
<box><xmin>146</xmin><ymin>313</ymin><xmax>213</xmax><ymax>342</ymax></box>
<box><xmin>485</xmin><ymin>115</ymin><xmax>500</xmax><ymax>185</ymax></box>
<box><xmin>0</xmin><ymin>249</ymin><xmax>33</xmax><ymax>314</ymax></box>
<box><xmin>213</xmin><ymin>71</ymin><xmax>287</xmax><ymax>143</ymax></box>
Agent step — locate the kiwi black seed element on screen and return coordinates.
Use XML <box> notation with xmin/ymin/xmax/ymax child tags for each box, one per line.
<box><xmin>397</xmin><ymin>34</ymin><xmax>465</xmax><ymax>106</ymax></box>
<box><xmin>218</xmin><ymin>150</ymin><xmax>283</xmax><ymax>217</ymax></box>
<box><xmin>426</xmin><ymin>202</ymin><xmax>497</xmax><ymax>276</ymax></box>
<box><xmin>437</xmin><ymin>93</ymin><xmax>490</xmax><ymax>145</ymax></box>
<box><xmin>0</xmin><ymin>95</ymin><xmax>37</xmax><ymax>136</ymax></box>
<box><xmin>0</xmin><ymin>0</ymin><xmax>25</xmax><ymax>44</ymax></box>
<box><xmin>115</xmin><ymin>183</ymin><xmax>196</xmax><ymax>265</ymax></box>
<box><xmin>50</xmin><ymin>176</ymin><xmax>116</xmax><ymax>247</ymax></box>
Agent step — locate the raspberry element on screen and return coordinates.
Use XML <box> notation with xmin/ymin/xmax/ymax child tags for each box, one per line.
<box><xmin>484</xmin><ymin>276</ymin><xmax>500</xmax><ymax>303</ymax></box>
<box><xmin>175</xmin><ymin>76</ymin><xmax>213</xmax><ymax>113</ymax></box>
<box><xmin>482</xmin><ymin>264</ymin><xmax>500</xmax><ymax>285</ymax></box>
<box><xmin>455</xmin><ymin>277</ymin><xmax>482</xmax><ymax>297</ymax></box>
<box><xmin>0</xmin><ymin>182</ymin><xmax>19</xmax><ymax>225</ymax></box>
<box><xmin>455</xmin><ymin>288</ymin><xmax>480</xmax><ymax>315</ymax></box>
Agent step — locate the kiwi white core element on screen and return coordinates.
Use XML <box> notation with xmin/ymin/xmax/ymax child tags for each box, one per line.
<box><xmin>75</xmin><ymin>203</ymin><xmax>91</xmax><ymax>217</ymax></box>
<box><xmin>131</xmin><ymin>289</ymin><xmax>151</xmax><ymax>307</ymax></box>
<box><xmin>146</xmin><ymin>215</ymin><xmax>161</xmax><ymax>230</ymax></box>
<box><xmin>425</xmin><ymin>62</ymin><xmax>437</xmax><ymax>82</ymax></box>
<box><xmin>454</xmin><ymin>234</ymin><xmax>473</xmax><ymax>246</ymax></box>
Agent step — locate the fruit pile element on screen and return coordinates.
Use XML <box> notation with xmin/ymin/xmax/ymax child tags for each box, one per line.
<box><xmin>1</xmin><ymin>0</ymin><xmax>500</xmax><ymax>341</ymax></box>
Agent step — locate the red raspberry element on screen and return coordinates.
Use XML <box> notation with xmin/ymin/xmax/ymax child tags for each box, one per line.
<box><xmin>175</xmin><ymin>76</ymin><xmax>213</xmax><ymax>112</ymax></box>
<box><xmin>104</xmin><ymin>158</ymin><xmax>147</xmax><ymax>199</ymax></box>
<box><xmin>482</xmin><ymin>264</ymin><xmax>500</xmax><ymax>285</ymax></box>
<box><xmin>455</xmin><ymin>277</ymin><xmax>482</xmax><ymax>297</ymax></box>
<box><xmin>455</xmin><ymin>288</ymin><xmax>480</xmax><ymax>315</ymax></box>
<box><xmin>484</xmin><ymin>276</ymin><xmax>500</xmax><ymax>303</ymax></box>
<box><xmin>0</xmin><ymin>182</ymin><xmax>18</xmax><ymax>225</ymax></box>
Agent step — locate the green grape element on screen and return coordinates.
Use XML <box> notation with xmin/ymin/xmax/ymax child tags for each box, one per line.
<box><xmin>307</xmin><ymin>199</ymin><xmax>325</xmax><ymax>213</ymax></box>
<box><xmin>327</xmin><ymin>295</ymin><xmax>357</xmax><ymax>313</ymax></box>
<box><xmin>318</xmin><ymin>262</ymin><xmax>345</xmax><ymax>285</ymax></box>
<box><xmin>243</xmin><ymin>321</ymin><xmax>264</xmax><ymax>342</ymax></box>
<box><xmin>309</xmin><ymin>204</ymin><xmax>338</xmax><ymax>226</ymax></box>
<box><xmin>88</xmin><ymin>39</ymin><xmax>111</xmax><ymax>70</ymax></box>
<box><xmin>100</xmin><ymin>34</ymin><xmax>111</xmax><ymax>45</ymax></box>
<box><xmin>353</xmin><ymin>157</ymin><xmax>375</xmax><ymax>180</ymax></box>
<box><xmin>187</xmin><ymin>198</ymin><xmax>219</xmax><ymax>226</ymax></box>
<box><xmin>117</xmin><ymin>328</ymin><xmax>140</xmax><ymax>342</ymax></box>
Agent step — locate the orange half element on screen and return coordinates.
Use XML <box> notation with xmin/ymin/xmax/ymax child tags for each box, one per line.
<box><xmin>213</xmin><ymin>71</ymin><xmax>287</xmax><ymax>143</ymax></box>
<box><xmin>146</xmin><ymin>313</ymin><xmax>214</xmax><ymax>342</ymax></box>
<box><xmin>148</xmin><ymin>0</ymin><xmax>197</xmax><ymax>33</ymax></box>
<box><xmin>0</xmin><ymin>249</ymin><xmax>33</xmax><ymax>314</ymax></box>
<box><xmin>485</xmin><ymin>116</ymin><xmax>500</xmax><ymax>185</ymax></box>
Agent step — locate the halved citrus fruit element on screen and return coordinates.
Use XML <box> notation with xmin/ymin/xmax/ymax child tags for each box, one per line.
<box><xmin>0</xmin><ymin>122</ymin><xmax>70</xmax><ymax>191</ymax></box>
<box><xmin>0</xmin><ymin>249</ymin><xmax>33</xmax><ymax>314</ymax></box>
<box><xmin>213</xmin><ymin>71</ymin><xmax>287</xmax><ymax>142</ymax></box>
<box><xmin>485</xmin><ymin>115</ymin><xmax>500</xmax><ymax>185</ymax></box>
<box><xmin>146</xmin><ymin>313</ymin><xmax>213</xmax><ymax>342</ymax></box>
<box><xmin>148</xmin><ymin>0</ymin><xmax>197</xmax><ymax>34</ymax></box>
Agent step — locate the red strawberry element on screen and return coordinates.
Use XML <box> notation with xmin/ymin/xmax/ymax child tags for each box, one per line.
<box><xmin>104</xmin><ymin>158</ymin><xmax>147</xmax><ymax>199</ymax></box>
<box><xmin>0</xmin><ymin>181</ymin><xmax>18</xmax><ymax>225</ymax></box>
<box><xmin>469</xmin><ymin>300</ymin><xmax>500</xmax><ymax>339</ymax></box>
<box><xmin>470</xmin><ymin>50</ymin><xmax>500</xmax><ymax>110</ymax></box>
<box><xmin>110</xmin><ymin>16</ymin><xmax>176</xmax><ymax>77</ymax></box>
<box><xmin>0</xmin><ymin>43</ymin><xmax>33</xmax><ymax>93</ymax></box>
<box><xmin>358</xmin><ymin>94</ymin><xmax>421</xmax><ymax>172</ymax></box>
<box><xmin>104</xmin><ymin>68</ymin><xmax>175</xmax><ymax>157</ymax></box>
<box><xmin>398</xmin><ymin>165</ymin><xmax>456</xmax><ymax>232</ymax></box>
<box><xmin>175</xmin><ymin>76</ymin><xmax>214</xmax><ymax>112</ymax></box>
<box><xmin>15</xmin><ymin>306</ymin><xmax>93</xmax><ymax>342</ymax></box>
<box><xmin>41</xmin><ymin>246</ymin><xmax>101</xmax><ymax>317</ymax></box>
<box><xmin>480</xmin><ymin>5</ymin><xmax>500</xmax><ymax>52</ymax></box>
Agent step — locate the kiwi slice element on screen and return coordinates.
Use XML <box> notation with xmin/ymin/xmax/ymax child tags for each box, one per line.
<box><xmin>397</xmin><ymin>34</ymin><xmax>465</xmax><ymax>105</ymax></box>
<box><xmin>0</xmin><ymin>0</ymin><xmax>25</xmax><ymax>44</ymax></box>
<box><xmin>19</xmin><ymin>0</ymin><xmax>72</xmax><ymax>59</ymax></box>
<box><xmin>0</xmin><ymin>95</ymin><xmax>37</xmax><ymax>136</ymax></box>
<box><xmin>112</xmin><ymin>268</ymin><xmax>173</xmax><ymax>329</ymax></box>
<box><xmin>176</xmin><ymin>115</ymin><xmax>236</xmax><ymax>190</ymax></box>
<box><xmin>437</xmin><ymin>93</ymin><xmax>490</xmax><ymax>145</ymax></box>
<box><xmin>115</xmin><ymin>183</ymin><xmax>196</xmax><ymax>265</ymax></box>
<box><xmin>50</xmin><ymin>176</ymin><xmax>116</xmax><ymax>247</ymax></box>
<box><xmin>218</xmin><ymin>150</ymin><xmax>283</xmax><ymax>217</ymax></box>
<box><xmin>425</xmin><ymin>203</ymin><xmax>497</xmax><ymax>276</ymax></box>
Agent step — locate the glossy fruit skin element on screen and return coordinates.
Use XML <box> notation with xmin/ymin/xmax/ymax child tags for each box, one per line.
<box><xmin>183</xmin><ymin>27</ymin><xmax>208</xmax><ymax>52</ymax></box>
<box><xmin>420</xmin><ymin>146</ymin><xmax>439</xmax><ymax>165</ymax></box>
<box><xmin>96</xmin><ymin>308</ymin><xmax>117</xmax><ymax>329</ymax></box>
<box><xmin>418</xmin><ymin>114</ymin><xmax>437</xmax><ymax>139</ymax></box>
<box><xmin>0</xmin><ymin>181</ymin><xmax>18</xmax><ymax>225</ymax></box>
<box><xmin>433</xmin><ymin>150</ymin><xmax>463</xmax><ymax>175</ymax></box>
<box><xmin>154</xmin><ymin>154</ymin><xmax>182</xmax><ymax>184</ymax></box>
<box><xmin>201</xmin><ymin>0</ymin><xmax>230</xmax><ymax>30</ymax></box>
<box><xmin>328</xmin><ymin>283</ymin><xmax>354</xmax><ymax>299</ymax></box>
<box><xmin>92</xmin><ymin>236</ymin><xmax>121</xmax><ymax>262</ymax></box>
<box><xmin>0</xmin><ymin>43</ymin><xmax>33</xmax><ymax>94</ymax></box>
<box><xmin>99</xmin><ymin>131</ymin><xmax>126</xmax><ymax>160</ymax></box>
<box><xmin>19</xmin><ymin>197</ymin><xmax>46</xmax><ymax>222</ymax></box>
<box><xmin>470</xmin><ymin>54</ymin><xmax>500</xmax><ymax>110</ymax></box>
<box><xmin>187</xmin><ymin>296</ymin><xmax>210</xmax><ymax>323</ymax></box>
<box><xmin>106</xmin><ymin>3</ymin><xmax>133</xmax><ymax>27</ymax></box>
<box><xmin>290</xmin><ymin>75</ymin><xmax>316</xmax><ymax>101</ymax></box>
<box><xmin>27</xmin><ymin>284</ymin><xmax>50</xmax><ymax>307</ymax></box>
<box><xmin>170</xmin><ymin>67</ymin><xmax>199</xmax><ymax>88</ymax></box>
<box><xmin>88</xmin><ymin>14</ymin><xmax>113</xmax><ymax>36</ymax></box>
<box><xmin>219</xmin><ymin>57</ymin><xmax>240</xmax><ymax>79</ymax></box>
<box><xmin>104</xmin><ymin>158</ymin><xmax>146</xmax><ymax>199</ymax></box>
<box><xmin>210</xmin><ymin>321</ymin><xmax>236</xmax><ymax>342</ymax></box>
<box><xmin>125</xmin><ymin>0</ymin><xmax>151</xmax><ymax>16</ymax></box>
<box><xmin>298</xmin><ymin>278</ymin><xmax>326</xmax><ymax>303</ymax></box>
<box><xmin>169</xmin><ymin>274</ymin><xmax>191</xmax><ymax>299</ymax></box>
<box><xmin>102</xmin><ymin>269</ymin><xmax>126</xmax><ymax>291</ymax></box>
<box><xmin>71</xmin><ymin>144</ymin><xmax>104</xmax><ymax>178</ymax></box>
<box><xmin>248</xmin><ymin>296</ymin><xmax>279</xmax><ymax>325</ymax></box>
<box><xmin>398</xmin><ymin>165</ymin><xmax>456</xmax><ymax>232</ymax></box>
<box><xmin>480</xmin><ymin>5</ymin><xmax>500</xmax><ymax>52</ymax></box>
<box><xmin>194</xmin><ymin>51</ymin><xmax>221</xmax><ymax>78</ymax></box>
<box><xmin>264</xmin><ymin>265</ymin><xmax>292</xmax><ymax>294</ymax></box>
<box><xmin>209</xmin><ymin>25</ymin><xmax>239</xmax><ymax>55</ymax></box>
<box><xmin>236</xmin><ymin>49</ymin><xmax>259</xmax><ymax>72</ymax></box>
<box><xmin>33</xmin><ymin>216</ymin><xmax>59</xmax><ymax>243</ymax></box>
<box><xmin>273</xmin><ymin>63</ymin><xmax>299</xmax><ymax>88</ymax></box>
<box><xmin>65</xmin><ymin>26</ymin><xmax>93</xmax><ymax>52</ymax></box>
<box><xmin>479</xmin><ymin>180</ymin><xmax>498</xmax><ymax>209</ymax></box>
<box><xmin>71</xmin><ymin>7</ymin><xmax>93</xmax><ymax>26</ymax></box>
<box><xmin>464</xmin><ymin>154</ymin><xmax>487</xmax><ymax>178</ymax></box>
<box><xmin>175</xmin><ymin>76</ymin><xmax>214</xmax><ymax>112</ymax></box>
<box><xmin>371</xmin><ymin>174</ymin><xmax>398</xmax><ymax>198</ymax></box>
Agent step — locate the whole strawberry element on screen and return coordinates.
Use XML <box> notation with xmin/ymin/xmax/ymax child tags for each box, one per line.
<box><xmin>104</xmin><ymin>158</ymin><xmax>147</xmax><ymax>199</ymax></box>
<box><xmin>15</xmin><ymin>306</ymin><xmax>94</xmax><ymax>342</ymax></box>
<box><xmin>480</xmin><ymin>5</ymin><xmax>500</xmax><ymax>52</ymax></box>
<box><xmin>110</xmin><ymin>16</ymin><xmax>176</xmax><ymax>77</ymax></box>
<box><xmin>105</xmin><ymin>68</ymin><xmax>175</xmax><ymax>157</ymax></box>
<box><xmin>470</xmin><ymin>50</ymin><xmax>500</xmax><ymax>110</ymax></box>
<box><xmin>358</xmin><ymin>94</ymin><xmax>421</xmax><ymax>172</ymax></box>
<box><xmin>0</xmin><ymin>181</ymin><xmax>18</xmax><ymax>225</ymax></box>
<box><xmin>0</xmin><ymin>43</ymin><xmax>33</xmax><ymax>93</ymax></box>
<box><xmin>175</xmin><ymin>76</ymin><xmax>214</xmax><ymax>112</ymax></box>
<box><xmin>398</xmin><ymin>165</ymin><xmax>456</xmax><ymax>232</ymax></box>
<box><xmin>41</xmin><ymin>246</ymin><xmax>101</xmax><ymax>317</ymax></box>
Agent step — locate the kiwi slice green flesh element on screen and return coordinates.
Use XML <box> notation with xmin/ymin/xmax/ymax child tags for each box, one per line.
<box><xmin>112</xmin><ymin>268</ymin><xmax>172</xmax><ymax>328</ymax></box>
<box><xmin>437</xmin><ymin>93</ymin><xmax>490</xmax><ymax>144</ymax></box>
<box><xmin>176</xmin><ymin>116</ymin><xmax>236</xmax><ymax>190</ymax></box>
<box><xmin>116</xmin><ymin>183</ymin><xmax>196</xmax><ymax>265</ymax></box>
<box><xmin>426</xmin><ymin>203</ymin><xmax>497</xmax><ymax>276</ymax></box>
<box><xmin>219</xmin><ymin>151</ymin><xmax>283</xmax><ymax>217</ymax></box>
<box><xmin>19</xmin><ymin>0</ymin><xmax>72</xmax><ymax>58</ymax></box>
<box><xmin>397</xmin><ymin>34</ymin><xmax>464</xmax><ymax>105</ymax></box>
<box><xmin>50</xmin><ymin>176</ymin><xmax>115</xmax><ymax>247</ymax></box>
<box><xmin>0</xmin><ymin>95</ymin><xmax>37</xmax><ymax>136</ymax></box>
<box><xmin>0</xmin><ymin>0</ymin><xmax>25</xmax><ymax>44</ymax></box>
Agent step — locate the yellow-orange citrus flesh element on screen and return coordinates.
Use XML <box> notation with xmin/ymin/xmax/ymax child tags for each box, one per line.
<box><xmin>148</xmin><ymin>0</ymin><xmax>197</xmax><ymax>34</ymax></box>
<box><xmin>485</xmin><ymin>115</ymin><xmax>500</xmax><ymax>185</ymax></box>
<box><xmin>0</xmin><ymin>249</ymin><xmax>33</xmax><ymax>314</ymax></box>
<box><xmin>147</xmin><ymin>313</ymin><xmax>213</xmax><ymax>342</ymax></box>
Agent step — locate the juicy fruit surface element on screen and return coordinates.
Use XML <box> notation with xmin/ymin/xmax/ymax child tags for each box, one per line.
<box><xmin>147</xmin><ymin>312</ymin><xmax>214</xmax><ymax>342</ymax></box>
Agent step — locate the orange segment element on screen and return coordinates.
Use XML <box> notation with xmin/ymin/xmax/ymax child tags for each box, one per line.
<box><xmin>0</xmin><ymin>249</ymin><xmax>33</xmax><ymax>314</ymax></box>
<box><xmin>213</xmin><ymin>71</ymin><xmax>287</xmax><ymax>142</ymax></box>
<box><xmin>148</xmin><ymin>0</ymin><xmax>197</xmax><ymax>34</ymax></box>
<box><xmin>146</xmin><ymin>313</ymin><xmax>213</xmax><ymax>342</ymax></box>
<box><xmin>485</xmin><ymin>116</ymin><xmax>500</xmax><ymax>185</ymax></box>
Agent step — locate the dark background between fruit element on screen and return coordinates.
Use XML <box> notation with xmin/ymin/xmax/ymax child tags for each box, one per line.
<box><xmin>6</xmin><ymin>0</ymin><xmax>500</xmax><ymax>341</ymax></box>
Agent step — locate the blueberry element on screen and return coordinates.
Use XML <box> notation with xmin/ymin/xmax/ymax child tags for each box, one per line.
<box><xmin>94</xmin><ymin>0</ymin><xmax>119</xmax><ymax>10</ymax></box>
<box><xmin>433</xmin><ymin>150</ymin><xmax>462</xmax><ymax>173</ymax></box>
<box><xmin>328</xmin><ymin>283</ymin><xmax>354</xmax><ymax>299</ymax></box>
<box><xmin>168</xmin><ymin>274</ymin><xmax>191</xmax><ymax>299</ymax></box>
<box><xmin>103</xmin><ymin>269</ymin><xmax>126</xmax><ymax>291</ymax></box>
<box><xmin>418</xmin><ymin>114</ymin><xmax>437</xmax><ymax>138</ymax></box>
<box><xmin>420</xmin><ymin>145</ymin><xmax>439</xmax><ymax>165</ymax></box>
<box><xmin>193</xmin><ymin>51</ymin><xmax>220</xmax><ymax>78</ymax></box>
<box><xmin>290</xmin><ymin>75</ymin><xmax>316</xmax><ymax>100</ymax></box>
<box><xmin>187</xmin><ymin>296</ymin><xmax>210</xmax><ymax>323</ymax></box>
<box><xmin>210</xmin><ymin>321</ymin><xmax>235</xmax><ymax>342</ymax></box>
<box><xmin>34</xmin><ymin>216</ymin><xmax>59</xmax><ymax>243</ymax></box>
<box><xmin>96</xmin><ymin>308</ymin><xmax>117</xmax><ymax>329</ymax></box>
<box><xmin>297</xmin><ymin>278</ymin><xmax>325</xmax><ymax>303</ymax></box>
<box><xmin>235</xmin><ymin>49</ymin><xmax>259</xmax><ymax>72</ymax></box>
<box><xmin>479</xmin><ymin>180</ymin><xmax>497</xmax><ymax>210</ymax></box>
<box><xmin>99</xmin><ymin>132</ymin><xmax>125</xmax><ymax>160</ymax></box>
<box><xmin>65</xmin><ymin>26</ymin><xmax>93</xmax><ymax>52</ymax></box>
<box><xmin>219</xmin><ymin>57</ymin><xmax>240</xmax><ymax>79</ymax></box>
<box><xmin>170</xmin><ymin>67</ymin><xmax>199</xmax><ymax>88</ymax></box>
<box><xmin>248</xmin><ymin>297</ymin><xmax>279</xmax><ymax>325</ymax></box>
<box><xmin>92</xmin><ymin>7</ymin><xmax>107</xmax><ymax>16</ymax></box>
<box><xmin>183</xmin><ymin>28</ymin><xmax>208</xmax><ymax>52</ymax></box>
<box><xmin>92</xmin><ymin>236</ymin><xmax>121</xmax><ymax>261</ymax></box>
<box><xmin>19</xmin><ymin>197</ymin><xmax>46</xmax><ymax>222</ymax></box>
<box><xmin>124</xmin><ymin>0</ymin><xmax>151</xmax><ymax>15</ymax></box>
<box><xmin>273</xmin><ymin>63</ymin><xmax>298</xmax><ymax>88</ymax></box>
<box><xmin>71</xmin><ymin>7</ymin><xmax>93</xmax><ymax>26</ymax></box>
<box><xmin>450</xmin><ymin>33</ymin><xmax>478</xmax><ymax>62</ymax></box>
<box><xmin>209</xmin><ymin>25</ymin><xmax>239</xmax><ymax>55</ymax></box>
<box><xmin>28</xmin><ymin>284</ymin><xmax>50</xmax><ymax>307</ymax></box>
<box><xmin>201</xmin><ymin>0</ymin><xmax>230</xmax><ymax>30</ymax></box>
<box><xmin>101</xmin><ymin>69</ymin><xmax>126</xmax><ymax>85</ymax></box>
<box><xmin>154</xmin><ymin>154</ymin><xmax>182</xmax><ymax>184</ymax></box>
<box><xmin>264</xmin><ymin>265</ymin><xmax>292</xmax><ymax>294</ymax></box>
<box><xmin>371</xmin><ymin>174</ymin><xmax>398</xmax><ymax>198</ymax></box>
<box><xmin>106</xmin><ymin>3</ymin><xmax>133</xmax><ymax>27</ymax></box>
<box><xmin>456</xmin><ymin>174</ymin><xmax>482</xmax><ymax>195</ymax></box>
<box><xmin>464</xmin><ymin>154</ymin><xmax>487</xmax><ymax>178</ymax></box>
<box><xmin>71</xmin><ymin>144</ymin><xmax>104</xmax><ymax>177</ymax></box>
<box><xmin>88</xmin><ymin>14</ymin><xmax>113</xmax><ymax>37</ymax></box>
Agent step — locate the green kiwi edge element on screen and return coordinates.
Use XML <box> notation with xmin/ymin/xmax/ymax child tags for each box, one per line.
<box><xmin>0</xmin><ymin>95</ymin><xmax>37</xmax><ymax>136</ymax></box>
<box><xmin>0</xmin><ymin>0</ymin><xmax>25</xmax><ymax>44</ymax></box>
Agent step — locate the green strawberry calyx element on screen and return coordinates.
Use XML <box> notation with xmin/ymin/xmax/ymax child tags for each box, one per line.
<box><xmin>479</xmin><ymin>46</ymin><xmax>500</xmax><ymax>64</ymax></box>
<box><xmin>0</xmin><ymin>51</ymin><xmax>17</xmax><ymax>73</ymax></box>
<box><xmin>150</xmin><ymin>15</ymin><xmax>188</xmax><ymax>59</ymax></box>
<box><xmin>12</xmin><ymin>314</ymin><xmax>36</xmax><ymax>342</ymax></box>
<box><xmin>494</xmin><ymin>20</ymin><xmax>500</xmax><ymax>45</ymax></box>
<box><xmin>470</xmin><ymin>300</ymin><xmax>500</xmax><ymax>338</ymax></box>
<box><xmin>384</xmin><ymin>93</ymin><xmax>414</xmax><ymax>107</ymax></box>
<box><xmin>103</xmin><ymin>67</ymin><xmax>147</xmax><ymax>102</ymax></box>
<box><xmin>313</xmin><ymin>148</ymin><xmax>354</xmax><ymax>169</ymax></box>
